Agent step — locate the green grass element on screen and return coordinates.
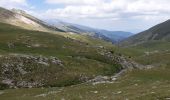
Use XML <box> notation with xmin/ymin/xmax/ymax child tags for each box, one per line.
<box><xmin>0</xmin><ymin>22</ymin><xmax>121</xmax><ymax>88</ymax></box>
<box><xmin>55</xmin><ymin>31</ymin><xmax>114</xmax><ymax>49</ymax></box>
<box><xmin>1</xmin><ymin>22</ymin><xmax>170</xmax><ymax>99</ymax></box>
<box><xmin>1</xmin><ymin>67</ymin><xmax>170</xmax><ymax>100</ymax></box>
<box><xmin>118</xmin><ymin>40</ymin><xmax>170</xmax><ymax>65</ymax></box>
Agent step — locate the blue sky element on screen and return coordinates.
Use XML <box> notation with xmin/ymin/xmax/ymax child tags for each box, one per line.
<box><xmin>28</xmin><ymin>0</ymin><xmax>64</xmax><ymax>11</ymax></box>
<box><xmin>0</xmin><ymin>0</ymin><xmax>170</xmax><ymax>33</ymax></box>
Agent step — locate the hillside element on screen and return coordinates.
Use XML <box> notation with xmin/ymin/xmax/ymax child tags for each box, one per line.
<box><xmin>0</xmin><ymin>22</ymin><xmax>123</xmax><ymax>89</ymax></box>
<box><xmin>1</xmin><ymin>5</ymin><xmax>170</xmax><ymax>100</ymax></box>
<box><xmin>0</xmin><ymin>7</ymin><xmax>62</xmax><ymax>32</ymax></box>
<box><xmin>118</xmin><ymin>20</ymin><xmax>170</xmax><ymax>67</ymax></box>
<box><xmin>121</xmin><ymin>20</ymin><xmax>170</xmax><ymax>47</ymax></box>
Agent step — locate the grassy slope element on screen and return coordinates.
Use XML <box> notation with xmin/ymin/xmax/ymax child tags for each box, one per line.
<box><xmin>119</xmin><ymin>40</ymin><xmax>170</xmax><ymax>65</ymax></box>
<box><xmin>54</xmin><ymin>31</ymin><xmax>114</xmax><ymax>49</ymax></box>
<box><xmin>0</xmin><ymin>31</ymin><xmax>170</xmax><ymax>99</ymax></box>
<box><xmin>0</xmin><ymin>22</ymin><xmax>121</xmax><ymax>87</ymax></box>
<box><xmin>1</xmin><ymin>22</ymin><xmax>170</xmax><ymax>99</ymax></box>
<box><xmin>1</xmin><ymin>67</ymin><xmax>170</xmax><ymax>100</ymax></box>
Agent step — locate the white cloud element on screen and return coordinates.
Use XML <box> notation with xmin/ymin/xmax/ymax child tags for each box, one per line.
<box><xmin>42</xmin><ymin>0</ymin><xmax>170</xmax><ymax>32</ymax></box>
<box><xmin>0</xmin><ymin>0</ymin><xmax>169</xmax><ymax>32</ymax></box>
<box><xmin>46</xmin><ymin>0</ymin><xmax>107</xmax><ymax>5</ymax></box>
<box><xmin>126</xmin><ymin>0</ymin><xmax>170</xmax><ymax>13</ymax></box>
<box><xmin>43</xmin><ymin>5</ymin><xmax>119</xmax><ymax>19</ymax></box>
<box><xmin>44</xmin><ymin>0</ymin><xmax>170</xmax><ymax>21</ymax></box>
<box><xmin>43</xmin><ymin>0</ymin><xmax>123</xmax><ymax>19</ymax></box>
<box><xmin>0</xmin><ymin>0</ymin><xmax>28</xmax><ymax>9</ymax></box>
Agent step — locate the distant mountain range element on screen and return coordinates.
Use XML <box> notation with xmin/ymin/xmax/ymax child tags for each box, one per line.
<box><xmin>0</xmin><ymin>7</ymin><xmax>133</xmax><ymax>43</ymax></box>
<box><xmin>47</xmin><ymin>20</ymin><xmax>133</xmax><ymax>43</ymax></box>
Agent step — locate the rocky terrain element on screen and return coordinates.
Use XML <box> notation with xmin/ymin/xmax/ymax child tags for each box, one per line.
<box><xmin>0</xmin><ymin>54</ymin><xmax>63</xmax><ymax>88</ymax></box>
<box><xmin>0</xmin><ymin>51</ymin><xmax>145</xmax><ymax>89</ymax></box>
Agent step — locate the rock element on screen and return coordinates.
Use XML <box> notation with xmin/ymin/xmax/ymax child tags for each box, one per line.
<box><xmin>134</xmin><ymin>84</ymin><xmax>138</xmax><ymax>86</ymax></box>
<box><xmin>115</xmin><ymin>55</ymin><xmax>145</xmax><ymax>70</ymax></box>
<box><xmin>35</xmin><ymin>93</ymin><xmax>47</xmax><ymax>97</ymax></box>
<box><xmin>88</xmin><ymin>76</ymin><xmax>109</xmax><ymax>83</ymax></box>
<box><xmin>111</xmin><ymin>77</ymin><xmax>117</xmax><ymax>81</ymax></box>
<box><xmin>16</xmin><ymin>81</ymin><xmax>43</xmax><ymax>88</ymax></box>
<box><xmin>7</xmin><ymin>42</ymin><xmax>15</xmax><ymax>49</ymax></box>
<box><xmin>50</xmin><ymin>57</ymin><xmax>63</xmax><ymax>66</ymax></box>
<box><xmin>17</xmin><ymin>66</ymin><xmax>27</xmax><ymax>75</ymax></box>
<box><xmin>117</xmin><ymin>91</ymin><xmax>122</xmax><ymax>94</ymax></box>
<box><xmin>26</xmin><ymin>45</ymin><xmax>31</xmax><ymax>48</ymax></box>
<box><xmin>2</xmin><ymin>79</ymin><xmax>14</xmax><ymax>86</ymax></box>
<box><xmin>151</xmin><ymin>92</ymin><xmax>155</xmax><ymax>94</ymax></box>
<box><xmin>38</xmin><ymin>61</ymin><xmax>49</xmax><ymax>66</ymax></box>
<box><xmin>0</xmin><ymin>92</ymin><xmax>5</xmax><ymax>95</ymax></box>
<box><xmin>145</xmin><ymin>65</ymin><xmax>154</xmax><ymax>69</ymax></box>
<box><xmin>91</xmin><ymin>91</ymin><xmax>98</xmax><ymax>94</ymax></box>
<box><xmin>99</xmin><ymin>49</ymin><xmax>146</xmax><ymax>70</ymax></box>
<box><xmin>32</xmin><ymin>44</ymin><xmax>41</xmax><ymax>47</ymax></box>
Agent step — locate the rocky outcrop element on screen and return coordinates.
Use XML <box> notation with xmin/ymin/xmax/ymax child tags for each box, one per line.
<box><xmin>99</xmin><ymin>49</ymin><xmax>145</xmax><ymax>70</ymax></box>
<box><xmin>88</xmin><ymin>51</ymin><xmax>149</xmax><ymax>85</ymax></box>
<box><xmin>0</xmin><ymin>54</ymin><xmax>63</xmax><ymax>88</ymax></box>
<box><xmin>114</xmin><ymin>55</ymin><xmax>145</xmax><ymax>70</ymax></box>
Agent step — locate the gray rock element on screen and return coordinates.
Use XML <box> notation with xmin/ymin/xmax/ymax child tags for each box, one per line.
<box><xmin>2</xmin><ymin>79</ymin><xmax>14</xmax><ymax>86</ymax></box>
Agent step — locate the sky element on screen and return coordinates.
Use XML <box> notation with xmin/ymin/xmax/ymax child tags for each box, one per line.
<box><xmin>0</xmin><ymin>0</ymin><xmax>170</xmax><ymax>33</ymax></box>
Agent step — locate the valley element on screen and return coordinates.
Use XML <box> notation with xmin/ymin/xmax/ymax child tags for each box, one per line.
<box><xmin>0</xmin><ymin>6</ymin><xmax>170</xmax><ymax>100</ymax></box>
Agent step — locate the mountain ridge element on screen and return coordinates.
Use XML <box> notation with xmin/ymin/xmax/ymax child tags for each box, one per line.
<box><xmin>0</xmin><ymin>7</ymin><xmax>64</xmax><ymax>32</ymax></box>
<box><xmin>120</xmin><ymin>19</ymin><xmax>170</xmax><ymax>47</ymax></box>
<box><xmin>47</xmin><ymin>20</ymin><xmax>133</xmax><ymax>43</ymax></box>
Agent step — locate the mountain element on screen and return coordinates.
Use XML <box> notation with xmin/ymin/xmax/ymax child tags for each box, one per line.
<box><xmin>0</xmin><ymin>7</ymin><xmax>115</xmax><ymax>48</ymax></box>
<box><xmin>47</xmin><ymin>20</ymin><xmax>133</xmax><ymax>43</ymax></box>
<box><xmin>95</xmin><ymin>30</ymin><xmax>133</xmax><ymax>42</ymax></box>
<box><xmin>0</xmin><ymin>7</ymin><xmax>63</xmax><ymax>32</ymax></box>
<box><xmin>0</xmin><ymin>7</ymin><xmax>133</xmax><ymax>43</ymax></box>
<box><xmin>1</xmin><ymin>7</ymin><xmax>170</xmax><ymax>100</ymax></box>
<box><xmin>121</xmin><ymin>20</ymin><xmax>170</xmax><ymax>46</ymax></box>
